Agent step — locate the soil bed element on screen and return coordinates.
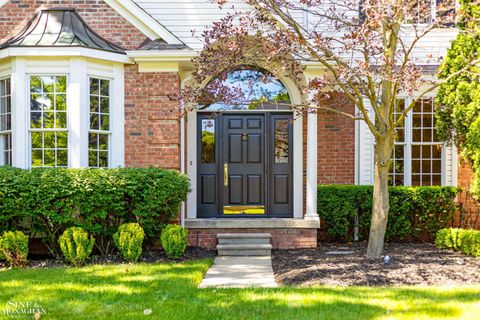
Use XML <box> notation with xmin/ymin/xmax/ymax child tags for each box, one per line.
<box><xmin>272</xmin><ymin>242</ymin><xmax>480</xmax><ymax>286</ymax></box>
<box><xmin>0</xmin><ymin>247</ymin><xmax>215</xmax><ymax>269</ymax></box>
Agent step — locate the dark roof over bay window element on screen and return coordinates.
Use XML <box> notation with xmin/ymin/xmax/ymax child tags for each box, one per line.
<box><xmin>0</xmin><ymin>8</ymin><xmax>125</xmax><ymax>54</ymax></box>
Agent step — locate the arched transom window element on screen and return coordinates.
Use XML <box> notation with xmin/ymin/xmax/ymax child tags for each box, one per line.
<box><xmin>202</xmin><ymin>68</ymin><xmax>291</xmax><ymax>110</ymax></box>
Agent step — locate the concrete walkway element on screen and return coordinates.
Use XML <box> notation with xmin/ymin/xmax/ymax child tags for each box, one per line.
<box><xmin>199</xmin><ymin>256</ymin><xmax>278</xmax><ymax>288</ymax></box>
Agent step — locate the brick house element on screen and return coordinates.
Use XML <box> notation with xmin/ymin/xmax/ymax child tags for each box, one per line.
<box><xmin>0</xmin><ymin>0</ymin><xmax>475</xmax><ymax>249</ymax></box>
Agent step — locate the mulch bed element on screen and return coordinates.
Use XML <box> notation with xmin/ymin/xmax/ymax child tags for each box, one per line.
<box><xmin>272</xmin><ymin>242</ymin><xmax>480</xmax><ymax>286</ymax></box>
<box><xmin>0</xmin><ymin>247</ymin><xmax>216</xmax><ymax>269</ymax></box>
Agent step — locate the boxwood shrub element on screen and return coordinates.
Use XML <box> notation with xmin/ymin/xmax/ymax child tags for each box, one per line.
<box><xmin>0</xmin><ymin>167</ymin><xmax>190</xmax><ymax>256</ymax></box>
<box><xmin>436</xmin><ymin>228</ymin><xmax>480</xmax><ymax>257</ymax></box>
<box><xmin>318</xmin><ymin>185</ymin><xmax>458</xmax><ymax>242</ymax></box>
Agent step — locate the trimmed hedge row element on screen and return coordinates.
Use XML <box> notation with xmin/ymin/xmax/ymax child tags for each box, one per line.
<box><xmin>318</xmin><ymin>185</ymin><xmax>458</xmax><ymax>242</ymax></box>
<box><xmin>435</xmin><ymin>228</ymin><xmax>480</xmax><ymax>257</ymax></box>
<box><xmin>0</xmin><ymin>167</ymin><xmax>190</xmax><ymax>256</ymax></box>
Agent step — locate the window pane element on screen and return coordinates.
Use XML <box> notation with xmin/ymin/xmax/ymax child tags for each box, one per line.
<box><xmin>100</xmin><ymin>114</ymin><xmax>109</xmax><ymax>131</ymax></box>
<box><xmin>394</xmin><ymin>99</ymin><xmax>405</xmax><ymax>143</ymax></box>
<box><xmin>389</xmin><ymin>144</ymin><xmax>405</xmax><ymax>186</ymax></box>
<box><xmin>30</xmin><ymin>76</ymin><xmax>42</xmax><ymax>94</ymax></box>
<box><xmin>201</xmin><ymin>119</ymin><xmax>215</xmax><ymax>164</ymax></box>
<box><xmin>90</xmin><ymin>96</ymin><xmax>99</xmax><ymax>113</ymax></box>
<box><xmin>57</xmin><ymin>150</ymin><xmax>68</xmax><ymax>167</ymax></box>
<box><xmin>56</xmin><ymin>112</ymin><xmax>67</xmax><ymax>129</ymax></box>
<box><xmin>90</xmin><ymin>78</ymin><xmax>99</xmax><ymax>95</ymax></box>
<box><xmin>56</xmin><ymin>94</ymin><xmax>67</xmax><ymax>111</ymax></box>
<box><xmin>274</xmin><ymin>119</ymin><xmax>289</xmax><ymax>164</ymax></box>
<box><xmin>100</xmin><ymin>97</ymin><xmax>109</xmax><ymax>114</ymax></box>
<box><xmin>100</xmin><ymin>80</ymin><xmax>109</xmax><ymax>96</ymax></box>
<box><xmin>31</xmin><ymin>132</ymin><xmax>42</xmax><ymax>149</ymax></box>
<box><xmin>56</xmin><ymin>76</ymin><xmax>67</xmax><ymax>93</ymax></box>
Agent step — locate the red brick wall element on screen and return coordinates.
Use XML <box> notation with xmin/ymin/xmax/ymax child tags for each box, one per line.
<box><xmin>0</xmin><ymin>0</ymin><xmax>146</xmax><ymax>49</ymax></box>
<box><xmin>305</xmin><ymin>92</ymin><xmax>355</xmax><ymax>185</ymax></box>
<box><xmin>455</xmin><ymin>161</ymin><xmax>480</xmax><ymax>229</ymax></box>
<box><xmin>124</xmin><ymin>66</ymin><xmax>181</xmax><ymax>169</ymax></box>
<box><xmin>188</xmin><ymin>228</ymin><xmax>317</xmax><ymax>249</ymax></box>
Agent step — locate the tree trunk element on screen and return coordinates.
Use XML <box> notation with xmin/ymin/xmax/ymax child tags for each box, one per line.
<box><xmin>366</xmin><ymin>136</ymin><xmax>393</xmax><ymax>259</ymax></box>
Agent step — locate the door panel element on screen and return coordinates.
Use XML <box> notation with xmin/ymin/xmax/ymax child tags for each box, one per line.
<box><xmin>273</xmin><ymin>174</ymin><xmax>289</xmax><ymax>204</ymax></box>
<box><xmin>201</xmin><ymin>174</ymin><xmax>216</xmax><ymax>204</ymax></box>
<box><xmin>247</xmin><ymin>134</ymin><xmax>262</xmax><ymax>163</ymax></box>
<box><xmin>228</xmin><ymin>175</ymin><xmax>243</xmax><ymax>204</ymax></box>
<box><xmin>228</xmin><ymin>134</ymin><xmax>243</xmax><ymax>163</ymax></box>
<box><xmin>247</xmin><ymin>175</ymin><xmax>262</xmax><ymax>204</ymax></box>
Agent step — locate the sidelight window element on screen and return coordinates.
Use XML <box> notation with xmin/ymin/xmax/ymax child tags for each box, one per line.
<box><xmin>274</xmin><ymin>119</ymin><xmax>289</xmax><ymax>163</ymax></box>
<box><xmin>201</xmin><ymin>119</ymin><xmax>215</xmax><ymax>163</ymax></box>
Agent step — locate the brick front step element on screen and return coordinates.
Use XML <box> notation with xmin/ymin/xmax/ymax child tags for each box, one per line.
<box><xmin>188</xmin><ymin>228</ymin><xmax>318</xmax><ymax>249</ymax></box>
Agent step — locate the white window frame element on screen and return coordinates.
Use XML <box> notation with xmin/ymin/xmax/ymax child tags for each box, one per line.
<box><xmin>4</xmin><ymin>56</ymin><xmax>124</xmax><ymax>169</ymax></box>
<box><xmin>27</xmin><ymin>74</ymin><xmax>70</xmax><ymax>168</ymax></box>
<box><xmin>0</xmin><ymin>76</ymin><xmax>12</xmax><ymax>166</ymax></box>
<box><xmin>87</xmin><ymin>75</ymin><xmax>113</xmax><ymax>168</ymax></box>
<box><xmin>410</xmin><ymin>0</ymin><xmax>457</xmax><ymax>25</ymax></box>
<box><xmin>391</xmin><ymin>97</ymin><xmax>446</xmax><ymax>186</ymax></box>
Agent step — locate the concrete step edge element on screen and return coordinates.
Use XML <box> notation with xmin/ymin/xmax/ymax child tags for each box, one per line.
<box><xmin>217</xmin><ymin>244</ymin><xmax>273</xmax><ymax>250</ymax></box>
<box><xmin>217</xmin><ymin>233</ymin><xmax>272</xmax><ymax>239</ymax></box>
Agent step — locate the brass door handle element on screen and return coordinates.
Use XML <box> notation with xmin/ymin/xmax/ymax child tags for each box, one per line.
<box><xmin>224</xmin><ymin>163</ymin><xmax>229</xmax><ymax>187</ymax></box>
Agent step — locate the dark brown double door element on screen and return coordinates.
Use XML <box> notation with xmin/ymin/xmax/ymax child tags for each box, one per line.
<box><xmin>198</xmin><ymin>113</ymin><xmax>293</xmax><ymax>218</ymax></box>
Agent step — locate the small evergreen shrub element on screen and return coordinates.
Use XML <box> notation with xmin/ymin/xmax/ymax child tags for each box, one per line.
<box><xmin>59</xmin><ymin>227</ymin><xmax>95</xmax><ymax>266</ymax></box>
<box><xmin>113</xmin><ymin>223</ymin><xmax>144</xmax><ymax>262</ymax></box>
<box><xmin>435</xmin><ymin>228</ymin><xmax>480</xmax><ymax>257</ymax></box>
<box><xmin>0</xmin><ymin>231</ymin><xmax>29</xmax><ymax>267</ymax></box>
<box><xmin>161</xmin><ymin>225</ymin><xmax>188</xmax><ymax>259</ymax></box>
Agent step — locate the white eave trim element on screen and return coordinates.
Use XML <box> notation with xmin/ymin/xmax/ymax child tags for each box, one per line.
<box><xmin>103</xmin><ymin>0</ymin><xmax>184</xmax><ymax>45</ymax></box>
<box><xmin>0</xmin><ymin>47</ymin><xmax>132</xmax><ymax>64</ymax></box>
<box><xmin>126</xmin><ymin>50</ymin><xmax>197</xmax><ymax>62</ymax></box>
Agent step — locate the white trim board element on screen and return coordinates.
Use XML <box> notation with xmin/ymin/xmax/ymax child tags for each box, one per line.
<box><xmin>103</xmin><ymin>0</ymin><xmax>183</xmax><ymax>44</ymax></box>
<box><xmin>0</xmin><ymin>47</ymin><xmax>132</xmax><ymax>64</ymax></box>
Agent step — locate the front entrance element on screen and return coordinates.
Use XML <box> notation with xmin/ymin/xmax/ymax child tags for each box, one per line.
<box><xmin>197</xmin><ymin>113</ymin><xmax>293</xmax><ymax>218</ymax></box>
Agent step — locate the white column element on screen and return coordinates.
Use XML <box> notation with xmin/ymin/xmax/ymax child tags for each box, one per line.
<box><xmin>68</xmin><ymin>58</ymin><xmax>88</xmax><ymax>168</ymax></box>
<box><xmin>111</xmin><ymin>63</ymin><xmax>125</xmax><ymax>167</ymax></box>
<box><xmin>186</xmin><ymin>110</ymin><xmax>197</xmax><ymax>219</ymax></box>
<box><xmin>11</xmin><ymin>57</ymin><xmax>28</xmax><ymax>168</ymax></box>
<box><xmin>305</xmin><ymin>110</ymin><xmax>319</xmax><ymax>219</ymax></box>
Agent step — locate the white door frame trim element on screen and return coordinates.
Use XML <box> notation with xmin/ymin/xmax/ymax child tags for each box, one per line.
<box><xmin>185</xmin><ymin>75</ymin><xmax>305</xmax><ymax>219</ymax></box>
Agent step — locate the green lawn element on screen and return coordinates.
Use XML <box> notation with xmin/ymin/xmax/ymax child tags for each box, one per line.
<box><xmin>0</xmin><ymin>259</ymin><xmax>479</xmax><ymax>320</ymax></box>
